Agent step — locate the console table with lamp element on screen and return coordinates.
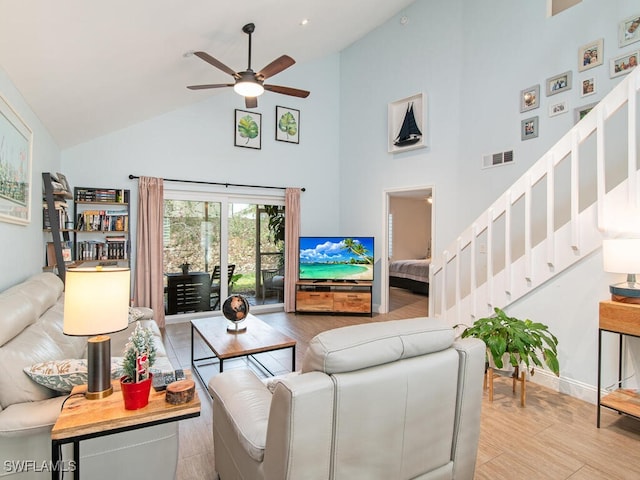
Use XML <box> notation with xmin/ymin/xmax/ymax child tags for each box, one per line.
<box><xmin>597</xmin><ymin>238</ymin><xmax>640</xmax><ymax>427</ymax></box>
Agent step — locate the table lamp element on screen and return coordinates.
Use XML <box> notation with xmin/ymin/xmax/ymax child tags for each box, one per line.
<box><xmin>63</xmin><ymin>266</ymin><xmax>130</xmax><ymax>399</ymax></box>
<box><xmin>602</xmin><ymin>238</ymin><xmax>640</xmax><ymax>302</ymax></box>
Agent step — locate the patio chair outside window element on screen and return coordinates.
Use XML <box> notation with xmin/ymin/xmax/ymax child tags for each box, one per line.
<box><xmin>211</xmin><ymin>264</ymin><xmax>236</xmax><ymax>310</ymax></box>
<box><xmin>261</xmin><ymin>267</ymin><xmax>284</xmax><ymax>304</ymax></box>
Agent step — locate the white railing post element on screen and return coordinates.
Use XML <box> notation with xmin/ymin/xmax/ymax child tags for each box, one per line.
<box><xmin>629</xmin><ymin>77</ymin><xmax>638</xmax><ymax>208</ymax></box>
<box><xmin>546</xmin><ymin>154</ymin><xmax>555</xmax><ymax>267</ymax></box>
<box><xmin>505</xmin><ymin>190</ymin><xmax>512</xmax><ymax>296</ymax></box>
<box><xmin>571</xmin><ymin>130</ymin><xmax>580</xmax><ymax>251</ymax></box>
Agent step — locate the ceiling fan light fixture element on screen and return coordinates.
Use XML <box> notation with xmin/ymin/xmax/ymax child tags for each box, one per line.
<box><xmin>234</xmin><ymin>80</ymin><xmax>264</xmax><ymax>97</ymax></box>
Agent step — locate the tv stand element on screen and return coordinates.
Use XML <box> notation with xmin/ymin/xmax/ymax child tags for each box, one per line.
<box><xmin>295</xmin><ymin>280</ymin><xmax>372</xmax><ymax>316</ymax></box>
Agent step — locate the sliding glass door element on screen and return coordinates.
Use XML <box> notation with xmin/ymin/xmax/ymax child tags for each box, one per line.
<box><xmin>163</xmin><ymin>187</ymin><xmax>284</xmax><ymax>314</ymax></box>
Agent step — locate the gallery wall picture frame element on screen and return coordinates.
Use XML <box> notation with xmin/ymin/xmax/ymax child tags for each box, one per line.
<box><xmin>546</xmin><ymin>71</ymin><xmax>572</xmax><ymax>96</ymax></box>
<box><xmin>388</xmin><ymin>93</ymin><xmax>426</xmax><ymax>153</ymax></box>
<box><xmin>234</xmin><ymin>109</ymin><xmax>262</xmax><ymax>149</ymax></box>
<box><xmin>0</xmin><ymin>94</ymin><xmax>32</xmax><ymax>225</ymax></box>
<box><xmin>275</xmin><ymin>106</ymin><xmax>300</xmax><ymax>144</ymax></box>
<box><xmin>618</xmin><ymin>13</ymin><xmax>640</xmax><ymax>48</ymax></box>
<box><xmin>578</xmin><ymin>38</ymin><xmax>604</xmax><ymax>72</ymax></box>
<box><xmin>574</xmin><ymin>102</ymin><xmax>598</xmax><ymax>124</ymax></box>
<box><xmin>549</xmin><ymin>100</ymin><xmax>568</xmax><ymax>117</ymax></box>
<box><xmin>581</xmin><ymin>77</ymin><xmax>596</xmax><ymax>97</ymax></box>
<box><xmin>521</xmin><ymin>116</ymin><xmax>539</xmax><ymax>141</ymax></box>
<box><xmin>609</xmin><ymin>50</ymin><xmax>639</xmax><ymax>78</ymax></box>
<box><xmin>520</xmin><ymin>84</ymin><xmax>540</xmax><ymax>112</ymax></box>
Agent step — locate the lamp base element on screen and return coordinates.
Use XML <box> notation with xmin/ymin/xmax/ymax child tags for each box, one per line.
<box><xmin>86</xmin><ymin>335</ymin><xmax>113</xmax><ymax>400</ymax></box>
<box><xmin>611</xmin><ymin>282</ymin><xmax>640</xmax><ymax>304</ymax></box>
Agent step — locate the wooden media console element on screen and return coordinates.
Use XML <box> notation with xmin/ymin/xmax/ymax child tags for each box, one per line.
<box><xmin>295</xmin><ymin>280</ymin><xmax>372</xmax><ymax>316</ymax></box>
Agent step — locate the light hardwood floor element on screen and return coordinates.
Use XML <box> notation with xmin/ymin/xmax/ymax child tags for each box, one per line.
<box><xmin>163</xmin><ymin>288</ymin><xmax>640</xmax><ymax>480</ymax></box>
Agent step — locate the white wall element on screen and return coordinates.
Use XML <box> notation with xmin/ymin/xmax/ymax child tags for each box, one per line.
<box><xmin>0</xmin><ymin>67</ymin><xmax>61</xmax><ymax>290</ymax></box>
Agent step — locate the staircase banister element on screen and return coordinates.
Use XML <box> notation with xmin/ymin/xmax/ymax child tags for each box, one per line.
<box><xmin>430</xmin><ymin>67</ymin><xmax>640</xmax><ymax>321</ymax></box>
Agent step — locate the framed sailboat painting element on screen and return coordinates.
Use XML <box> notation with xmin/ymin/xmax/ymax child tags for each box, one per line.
<box><xmin>388</xmin><ymin>93</ymin><xmax>426</xmax><ymax>153</ymax></box>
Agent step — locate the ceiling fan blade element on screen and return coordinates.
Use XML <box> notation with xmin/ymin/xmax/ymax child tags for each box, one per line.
<box><xmin>193</xmin><ymin>51</ymin><xmax>238</xmax><ymax>78</ymax></box>
<box><xmin>187</xmin><ymin>83</ymin><xmax>234</xmax><ymax>90</ymax></box>
<box><xmin>264</xmin><ymin>84</ymin><xmax>310</xmax><ymax>98</ymax></box>
<box><xmin>245</xmin><ymin>96</ymin><xmax>258</xmax><ymax>108</ymax></box>
<box><xmin>257</xmin><ymin>55</ymin><xmax>295</xmax><ymax>80</ymax></box>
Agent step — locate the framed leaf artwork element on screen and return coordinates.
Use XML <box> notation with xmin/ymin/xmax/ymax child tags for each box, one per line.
<box><xmin>275</xmin><ymin>106</ymin><xmax>300</xmax><ymax>144</ymax></box>
<box><xmin>234</xmin><ymin>109</ymin><xmax>261</xmax><ymax>149</ymax></box>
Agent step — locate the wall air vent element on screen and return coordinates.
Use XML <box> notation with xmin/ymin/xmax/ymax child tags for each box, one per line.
<box><xmin>482</xmin><ymin>150</ymin><xmax>514</xmax><ymax>169</ymax></box>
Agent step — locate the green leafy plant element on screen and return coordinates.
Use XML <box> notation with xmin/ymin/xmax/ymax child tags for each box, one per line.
<box><xmin>229</xmin><ymin>273</ymin><xmax>243</xmax><ymax>290</ymax></box>
<box><xmin>237</xmin><ymin>115</ymin><xmax>259</xmax><ymax>144</ymax></box>
<box><xmin>278</xmin><ymin>112</ymin><xmax>297</xmax><ymax>138</ymax></box>
<box><xmin>121</xmin><ymin>322</ymin><xmax>157</xmax><ymax>383</ymax></box>
<box><xmin>458</xmin><ymin>307</ymin><xmax>559</xmax><ymax>376</ymax></box>
<box><xmin>264</xmin><ymin>205</ymin><xmax>285</xmax><ymax>245</ymax></box>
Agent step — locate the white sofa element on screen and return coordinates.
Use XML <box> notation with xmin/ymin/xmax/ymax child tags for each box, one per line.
<box><xmin>0</xmin><ymin>272</ymin><xmax>178</xmax><ymax>479</ymax></box>
<box><xmin>209</xmin><ymin>317</ymin><xmax>485</xmax><ymax>480</ymax></box>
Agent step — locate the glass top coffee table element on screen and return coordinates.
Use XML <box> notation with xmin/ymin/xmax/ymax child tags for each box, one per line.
<box><xmin>191</xmin><ymin>314</ymin><xmax>296</xmax><ymax>387</ymax></box>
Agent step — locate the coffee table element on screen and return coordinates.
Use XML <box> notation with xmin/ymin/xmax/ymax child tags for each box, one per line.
<box><xmin>191</xmin><ymin>314</ymin><xmax>296</xmax><ymax>386</ymax></box>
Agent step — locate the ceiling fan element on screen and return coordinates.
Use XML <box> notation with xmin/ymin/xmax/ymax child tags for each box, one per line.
<box><xmin>187</xmin><ymin>23</ymin><xmax>310</xmax><ymax>108</ymax></box>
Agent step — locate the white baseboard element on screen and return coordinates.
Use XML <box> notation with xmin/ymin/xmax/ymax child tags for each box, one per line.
<box><xmin>527</xmin><ymin>369</ymin><xmax>597</xmax><ymax>405</ymax></box>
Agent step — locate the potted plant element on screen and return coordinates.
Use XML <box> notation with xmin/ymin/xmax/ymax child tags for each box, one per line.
<box><xmin>457</xmin><ymin>307</ymin><xmax>560</xmax><ymax>378</ymax></box>
<box><xmin>120</xmin><ymin>322</ymin><xmax>157</xmax><ymax>410</ymax></box>
<box><xmin>180</xmin><ymin>261</ymin><xmax>191</xmax><ymax>274</ymax></box>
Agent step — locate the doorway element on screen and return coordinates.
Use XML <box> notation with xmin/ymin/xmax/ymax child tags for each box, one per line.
<box><xmin>382</xmin><ymin>186</ymin><xmax>434</xmax><ymax>314</ymax></box>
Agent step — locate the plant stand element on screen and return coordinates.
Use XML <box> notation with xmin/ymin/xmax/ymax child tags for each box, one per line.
<box><xmin>484</xmin><ymin>365</ymin><xmax>526</xmax><ymax>407</ymax></box>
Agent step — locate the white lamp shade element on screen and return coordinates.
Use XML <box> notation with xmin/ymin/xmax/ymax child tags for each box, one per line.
<box><xmin>602</xmin><ymin>239</ymin><xmax>640</xmax><ymax>274</ymax></box>
<box><xmin>63</xmin><ymin>267</ymin><xmax>130</xmax><ymax>336</ymax></box>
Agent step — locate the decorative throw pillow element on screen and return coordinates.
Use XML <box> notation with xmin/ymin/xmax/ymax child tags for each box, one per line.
<box><xmin>24</xmin><ymin>357</ymin><xmax>125</xmax><ymax>393</ymax></box>
<box><xmin>128</xmin><ymin>307</ymin><xmax>146</xmax><ymax>324</ymax></box>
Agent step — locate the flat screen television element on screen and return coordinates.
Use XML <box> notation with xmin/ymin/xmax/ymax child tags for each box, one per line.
<box><xmin>298</xmin><ymin>236</ymin><xmax>374</xmax><ymax>282</ymax></box>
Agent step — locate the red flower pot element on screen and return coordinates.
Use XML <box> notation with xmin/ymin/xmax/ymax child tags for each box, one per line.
<box><xmin>120</xmin><ymin>374</ymin><xmax>152</xmax><ymax>410</ymax></box>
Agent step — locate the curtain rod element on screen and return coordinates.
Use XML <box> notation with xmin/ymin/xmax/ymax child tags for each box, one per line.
<box><xmin>128</xmin><ymin>175</ymin><xmax>305</xmax><ymax>192</ymax></box>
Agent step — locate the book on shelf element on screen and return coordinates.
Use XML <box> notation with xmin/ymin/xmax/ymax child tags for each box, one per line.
<box><xmin>43</xmin><ymin>205</ymin><xmax>70</xmax><ymax>230</ymax></box>
<box><xmin>76</xmin><ymin>210</ymin><xmax>128</xmax><ymax>232</ymax></box>
<box><xmin>46</xmin><ymin>241</ymin><xmax>73</xmax><ymax>266</ymax></box>
<box><xmin>76</xmin><ymin>188</ymin><xmax>128</xmax><ymax>203</ymax></box>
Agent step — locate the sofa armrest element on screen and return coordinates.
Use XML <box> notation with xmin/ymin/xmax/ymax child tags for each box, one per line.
<box><xmin>264</xmin><ymin>371</ymin><xmax>334</xmax><ymax>480</ymax></box>
<box><xmin>0</xmin><ymin>396</ymin><xmax>65</xmax><ymax>437</ymax></box>
<box><xmin>451</xmin><ymin>337</ymin><xmax>486</xmax><ymax>480</ymax></box>
<box><xmin>209</xmin><ymin>369</ymin><xmax>273</xmax><ymax>462</ymax></box>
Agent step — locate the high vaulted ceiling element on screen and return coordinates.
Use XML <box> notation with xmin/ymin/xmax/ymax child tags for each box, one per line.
<box><xmin>0</xmin><ymin>0</ymin><xmax>415</xmax><ymax>149</ymax></box>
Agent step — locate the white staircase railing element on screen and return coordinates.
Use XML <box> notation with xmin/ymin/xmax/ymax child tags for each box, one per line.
<box><xmin>429</xmin><ymin>67</ymin><xmax>640</xmax><ymax>325</ymax></box>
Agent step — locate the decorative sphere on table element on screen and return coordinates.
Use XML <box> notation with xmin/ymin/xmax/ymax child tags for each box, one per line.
<box><xmin>222</xmin><ymin>295</ymin><xmax>249</xmax><ymax>332</ymax></box>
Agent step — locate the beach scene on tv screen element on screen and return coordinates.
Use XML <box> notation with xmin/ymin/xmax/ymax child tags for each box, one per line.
<box><xmin>299</xmin><ymin>237</ymin><xmax>374</xmax><ymax>280</ymax></box>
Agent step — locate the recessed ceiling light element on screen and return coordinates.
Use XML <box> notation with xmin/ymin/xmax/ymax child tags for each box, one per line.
<box><xmin>300</xmin><ymin>18</ymin><xmax>310</xmax><ymax>26</ymax></box>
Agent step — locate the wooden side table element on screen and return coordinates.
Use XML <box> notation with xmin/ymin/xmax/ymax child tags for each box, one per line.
<box><xmin>50</xmin><ymin>378</ymin><xmax>200</xmax><ymax>479</ymax></box>
<box><xmin>597</xmin><ymin>300</ymin><xmax>640</xmax><ymax>427</ymax></box>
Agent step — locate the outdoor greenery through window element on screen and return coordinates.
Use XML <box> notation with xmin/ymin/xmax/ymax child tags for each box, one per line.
<box><xmin>163</xmin><ymin>195</ymin><xmax>285</xmax><ymax>311</ymax></box>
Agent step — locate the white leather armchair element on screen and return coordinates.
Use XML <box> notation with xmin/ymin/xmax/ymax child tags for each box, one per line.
<box><xmin>208</xmin><ymin>317</ymin><xmax>485</xmax><ymax>480</ymax></box>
